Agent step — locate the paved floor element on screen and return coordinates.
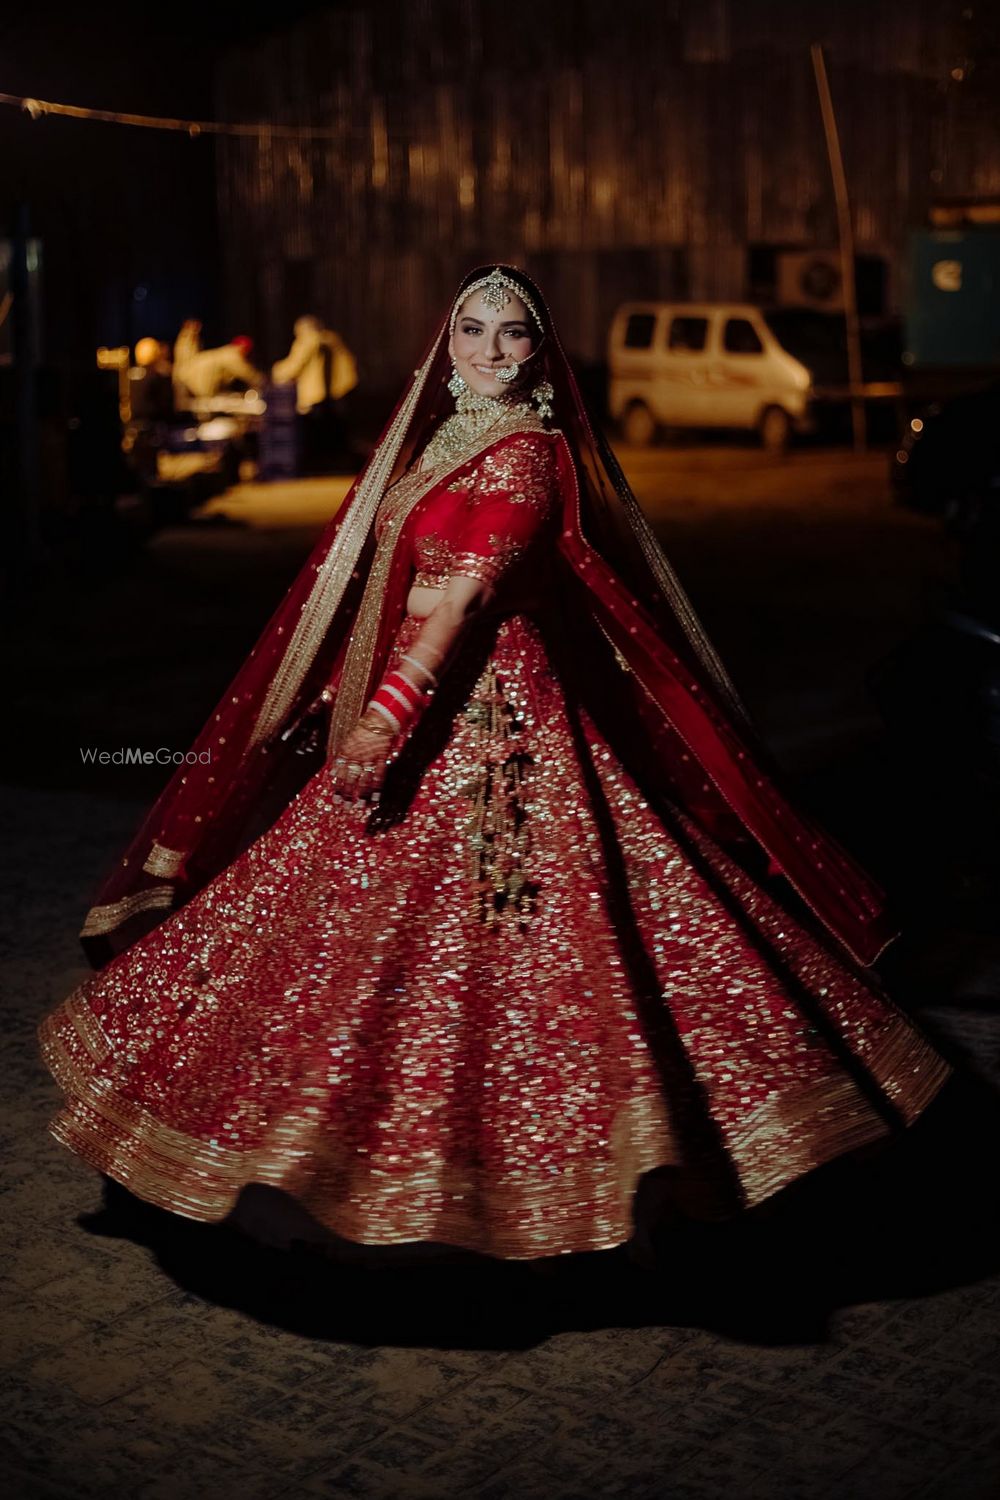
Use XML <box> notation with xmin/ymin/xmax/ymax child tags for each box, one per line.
<box><xmin>3</xmin><ymin>446</ymin><xmax>1000</xmax><ymax>1497</ymax></box>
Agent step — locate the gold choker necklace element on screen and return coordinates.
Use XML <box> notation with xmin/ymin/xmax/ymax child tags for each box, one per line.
<box><xmin>418</xmin><ymin>388</ymin><xmax>535</xmax><ymax>472</ymax></box>
<box><xmin>453</xmin><ymin>384</ymin><xmax>523</xmax><ymax>416</ymax></box>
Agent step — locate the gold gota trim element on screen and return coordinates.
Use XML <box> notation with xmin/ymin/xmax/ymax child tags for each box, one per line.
<box><xmin>39</xmin><ymin>1009</ymin><xmax>247</xmax><ymax>1172</ymax></box>
<box><xmin>43</xmin><ymin>1088</ymin><xmax>666</xmax><ymax>1255</ymax></box>
<box><xmin>849</xmin><ymin>1005</ymin><xmax>954</xmax><ymax>1120</ymax></box>
<box><xmin>62</xmin><ymin>987</ymin><xmax>113</xmax><ymax>1065</ymax></box>
<box><xmin>47</xmin><ymin>1107</ymin><xmax>245</xmax><ymax>1223</ymax></box>
<box><xmin>37</xmin><ymin>1007</ymin><xmax>107</xmax><ymax>1102</ymax></box>
<box><xmin>247</xmin><ymin>343</ymin><xmax>438</xmax><ymax>751</ymax></box>
<box><xmin>38</xmin><ymin>997</ymin><xmax>676</xmax><ymax>1253</ymax></box>
<box><xmin>142</xmin><ymin>841</ymin><xmax>187</xmax><ymax>877</ymax></box>
<box><xmin>620</xmin><ymin>477</ymin><xmax>753</xmax><ymax>727</ymax></box>
<box><xmin>79</xmin><ymin>884</ymin><xmax>176</xmax><ymax>937</ymax></box>
<box><xmin>730</xmin><ymin>1017</ymin><xmax>952</xmax><ymax>1208</ymax></box>
<box><xmin>327</xmin><ymin>412</ymin><xmax>551</xmax><ymax>757</ymax></box>
<box><xmin>37</xmin><ymin>978</ymin><xmax>950</xmax><ymax>1249</ymax></box>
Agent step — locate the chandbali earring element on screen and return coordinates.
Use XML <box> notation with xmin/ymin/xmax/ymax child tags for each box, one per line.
<box><xmin>531</xmin><ymin>380</ymin><xmax>555</xmax><ymax>421</ymax></box>
<box><xmin>447</xmin><ymin>362</ymin><xmax>467</xmax><ymax>398</ymax></box>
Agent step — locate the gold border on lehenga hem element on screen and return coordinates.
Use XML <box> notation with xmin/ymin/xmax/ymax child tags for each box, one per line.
<box><xmin>37</xmin><ymin>990</ymin><xmax>671</xmax><ymax>1252</ymax></box>
<box><xmin>37</xmin><ymin>978</ymin><xmax>951</xmax><ymax>1251</ymax></box>
<box><xmin>730</xmin><ymin>1023</ymin><xmax>951</xmax><ymax>1207</ymax></box>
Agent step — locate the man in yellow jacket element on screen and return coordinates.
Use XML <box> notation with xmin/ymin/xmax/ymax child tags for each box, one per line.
<box><xmin>271</xmin><ymin>315</ymin><xmax>358</xmax><ymax>414</ymax></box>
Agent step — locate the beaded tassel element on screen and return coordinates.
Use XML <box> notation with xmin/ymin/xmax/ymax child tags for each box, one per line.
<box><xmin>461</xmin><ymin>662</ymin><xmax>536</xmax><ymax>928</ymax></box>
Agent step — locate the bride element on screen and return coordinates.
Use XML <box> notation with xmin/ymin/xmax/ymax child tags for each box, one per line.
<box><xmin>37</xmin><ymin>264</ymin><xmax>950</xmax><ymax>1263</ymax></box>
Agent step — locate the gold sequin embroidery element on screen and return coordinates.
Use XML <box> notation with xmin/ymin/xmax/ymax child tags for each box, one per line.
<box><xmin>41</xmin><ymin>612</ymin><xmax>950</xmax><ymax>1260</ymax></box>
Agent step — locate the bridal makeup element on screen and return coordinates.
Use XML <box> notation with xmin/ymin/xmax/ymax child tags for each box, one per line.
<box><xmin>448</xmin><ymin>288</ymin><xmax>535</xmax><ymax>397</ymax></box>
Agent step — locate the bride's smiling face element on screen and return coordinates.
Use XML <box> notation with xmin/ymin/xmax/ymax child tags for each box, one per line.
<box><xmin>449</xmin><ymin>288</ymin><xmax>536</xmax><ymax>397</ymax></box>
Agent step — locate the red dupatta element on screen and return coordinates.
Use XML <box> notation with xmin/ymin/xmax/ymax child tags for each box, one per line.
<box><xmin>78</xmin><ymin>264</ymin><xmax>898</xmax><ymax>971</ymax></box>
<box><xmin>548</xmin><ymin>435</ymin><xmax>897</xmax><ymax>966</ymax></box>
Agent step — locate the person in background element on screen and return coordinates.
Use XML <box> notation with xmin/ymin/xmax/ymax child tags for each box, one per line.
<box><xmin>128</xmin><ymin>338</ymin><xmax>175</xmax><ymax>482</ymax></box>
<box><xmin>130</xmin><ymin>337</ymin><xmax>173</xmax><ymax>421</ymax></box>
<box><xmin>175</xmin><ymin>334</ymin><xmax>264</xmax><ymax>402</ymax></box>
<box><xmin>272</xmin><ymin>315</ymin><xmax>359</xmax><ymax>472</ymax></box>
<box><xmin>271</xmin><ymin>314</ymin><xmax>358</xmax><ymax>414</ymax></box>
<box><xmin>172</xmin><ymin>318</ymin><xmax>202</xmax><ymax>411</ymax></box>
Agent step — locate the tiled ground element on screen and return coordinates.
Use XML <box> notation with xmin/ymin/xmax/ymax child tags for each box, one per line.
<box><xmin>3</xmin><ymin>784</ymin><xmax>1000</xmax><ymax>1500</ymax></box>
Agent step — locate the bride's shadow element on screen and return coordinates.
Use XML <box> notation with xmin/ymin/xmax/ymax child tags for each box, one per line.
<box><xmin>75</xmin><ymin>1072</ymin><xmax>1000</xmax><ymax>1352</ymax></box>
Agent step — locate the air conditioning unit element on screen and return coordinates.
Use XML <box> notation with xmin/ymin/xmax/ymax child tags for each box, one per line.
<box><xmin>776</xmin><ymin>250</ymin><xmax>844</xmax><ymax>309</ymax></box>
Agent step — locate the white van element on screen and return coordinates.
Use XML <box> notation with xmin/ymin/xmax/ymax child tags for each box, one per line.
<box><xmin>608</xmin><ymin>302</ymin><xmax>815</xmax><ymax>450</ymax></box>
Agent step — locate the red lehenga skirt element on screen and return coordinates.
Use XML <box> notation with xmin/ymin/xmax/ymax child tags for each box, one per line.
<box><xmin>37</xmin><ymin>612</ymin><xmax>950</xmax><ymax>1259</ymax></box>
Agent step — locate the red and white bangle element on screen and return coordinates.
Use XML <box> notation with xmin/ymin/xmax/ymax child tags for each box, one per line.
<box><xmin>366</xmin><ymin>669</ymin><xmax>430</xmax><ymax>734</ymax></box>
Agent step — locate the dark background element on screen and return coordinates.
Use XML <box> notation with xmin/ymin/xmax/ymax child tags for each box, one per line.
<box><xmin>0</xmin><ymin>0</ymin><xmax>334</xmax><ymax>357</ymax></box>
<box><xmin>2</xmin><ymin>7</ymin><xmax>999</xmax><ymax>1499</ymax></box>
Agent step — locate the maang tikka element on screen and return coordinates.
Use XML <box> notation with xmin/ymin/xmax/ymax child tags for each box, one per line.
<box><xmin>448</xmin><ymin>267</ymin><xmax>544</xmax><ymax>338</ymax></box>
<box><xmin>448</xmin><ymin>265</ymin><xmax>555</xmax><ymax>419</ymax></box>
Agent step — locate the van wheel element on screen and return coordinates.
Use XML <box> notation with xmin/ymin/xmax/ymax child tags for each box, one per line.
<box><xmin>621</xmin><ymin>402</ymin><xmax>657</xmax><ymax>447</ymax></box>
<box><xmin>759</xmin><ymin>406</ymin><xmax>792</xmax><ymax>454</ymax></box>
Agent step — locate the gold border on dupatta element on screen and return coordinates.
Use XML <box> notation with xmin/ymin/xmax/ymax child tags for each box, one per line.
<box><xmin>142</xmin><ymin>841</ymin><xmax>186</xmax><ymax>877</ymax></box>
<box><xmin>566</xmin><ymin>441</ymin><xmax>895</xmax><ymax>972</ymax></box>
<box><xmin>247</xmin><ymin>348</ymin><xmax>439</xmax><ymax>751</ymax></box>
<box><xmin>79</xmin><ymin>884</ymin><xmax>176</xmax><ymax>937</ymax></box>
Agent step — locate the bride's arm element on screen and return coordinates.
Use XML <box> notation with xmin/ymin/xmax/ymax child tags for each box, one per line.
<box><xmin>395</xmin><ymin>573</ymin><xmax>494</xmax><ymax>672</ymax></box>
<box><xmin>336</xmin><ymin>575</ymin><xmax>492</xmax><ymax>771</ymax></box>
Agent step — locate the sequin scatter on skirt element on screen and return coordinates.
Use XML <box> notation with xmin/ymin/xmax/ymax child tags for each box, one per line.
<box><xmin>37</xmin><ymin>614</ymin><xmax>950</xmax><ymax>1258</ymax></box>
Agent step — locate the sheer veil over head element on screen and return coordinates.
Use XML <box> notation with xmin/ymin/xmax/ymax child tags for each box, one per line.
<box><xmin>80</xmin><ymin>264</ymin><xmax>899</xmax><ymax>971</ymax></box>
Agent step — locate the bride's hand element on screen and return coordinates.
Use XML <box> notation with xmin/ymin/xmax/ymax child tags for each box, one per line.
<box><xmin>330</xmin><ymin>714</ymin><xmax>395</xmax><ymax>801</ymax></box>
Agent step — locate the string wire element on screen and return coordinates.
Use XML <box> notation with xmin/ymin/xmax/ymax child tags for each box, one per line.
<box><xmin>0</xmin><ymin>89</ymin><xmax>362</xmax><ymax>140</ymax></box>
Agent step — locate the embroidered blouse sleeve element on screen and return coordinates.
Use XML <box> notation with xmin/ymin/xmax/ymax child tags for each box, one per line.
<box><xmin>449</xmin><ymin>433</ymin><xmax>560</xmax><ymax>588</ymax></box>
